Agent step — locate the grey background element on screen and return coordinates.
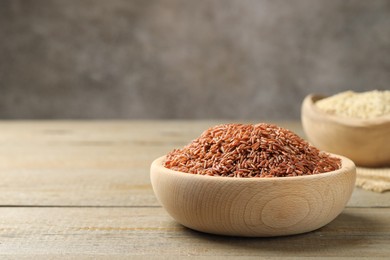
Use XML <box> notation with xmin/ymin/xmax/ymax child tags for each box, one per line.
<box><xmin>0</xmin><ymin>0</ymin><xmax>389</xmax><ymax>119</ymax></box>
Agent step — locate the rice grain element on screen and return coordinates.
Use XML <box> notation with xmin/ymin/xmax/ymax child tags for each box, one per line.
<box><xmin>165</xmin><ymin>123</ymin><xmax>341</xmax><ymax>178</ymax></box>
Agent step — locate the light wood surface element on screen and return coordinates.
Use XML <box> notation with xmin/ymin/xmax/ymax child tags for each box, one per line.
<box><xmin>0</xmin><ymin>120</ymin><xmax>389</xmax><ymax>257</ymax></box>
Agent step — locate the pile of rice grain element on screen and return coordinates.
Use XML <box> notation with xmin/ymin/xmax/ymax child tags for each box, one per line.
<box><xmin>165</xmin><ymin>123</ymin><xmax>341</xmax><ymax>178</ymax></box>
<box><xmin>316</xmin><ymin>90</ymin><xmax>390</xmax><ymax>119</ymax></box>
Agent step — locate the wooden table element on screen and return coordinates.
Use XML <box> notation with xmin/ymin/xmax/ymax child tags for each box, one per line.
<box><xmin>0</xmin><ymin>120</ymin><xmax>389</xmax><ymax>258</ymax></box>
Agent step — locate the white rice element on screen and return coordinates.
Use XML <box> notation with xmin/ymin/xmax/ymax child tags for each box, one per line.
<box><xmin>316</xmin><ymin>90</ymin><xmax>390</xmax><ymax>119</ymax></box>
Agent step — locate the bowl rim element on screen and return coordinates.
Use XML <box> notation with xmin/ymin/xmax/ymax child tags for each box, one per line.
<box><xmin>152</xmin><ymin>154</ymin><xmax>356</xmax><ymax>182</ymax></box>
<box><xmin>303</xmin><ymin>94</ymin><xmax>390</xmax><ymax>127</ymax></box>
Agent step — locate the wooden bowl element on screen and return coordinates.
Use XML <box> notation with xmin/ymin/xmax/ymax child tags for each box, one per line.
<box><xmin>150</xmin><ymin>155</ymin><xmax>356</xmax><ymax>237</ymax></box>
<box><xmin>301</xmin><ymin>94</ymin><xmax>390</xmax><ymax>167</ymax></box>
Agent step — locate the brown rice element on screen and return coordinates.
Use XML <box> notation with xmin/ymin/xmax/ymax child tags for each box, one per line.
<box><xmin>164</xmin><ymin>123</ymin><xmax>341</xmax><ymax>177</ymax></box>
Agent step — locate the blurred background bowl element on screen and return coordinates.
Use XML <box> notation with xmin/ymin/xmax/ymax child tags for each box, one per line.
<box><xmin>301</xmin><ymin>94</ymin><xmax>390</xmax><ymax>167</ymax></box>
<box><xmin>151</xmin><ymin>155</ymin><xmax>356</xmax><ymax>237</ymax></box>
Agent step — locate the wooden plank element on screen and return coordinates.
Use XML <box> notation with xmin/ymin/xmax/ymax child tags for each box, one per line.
<box><xmin>0</xmin><ymin>120</ymin><xmax>388</xmax><ymax>257</ymax></box>
<box><xmin>1</xmin><ymin>166</ymin><xmax>389</xmax><ymax>207</ymax></box>
<box><xmin>0</xmin><ymin>120</ymin><xmax>203</xmax><ymax>206</ymax></box>
<box><xmin>0</xmin><ymin>120</ymin><xmax>389</xmax><ymax>207</ymax></box>
<box><xmin>0</xmin><ymin>120</ymin><xmax>301</xmax><ymax>145</ymax></box>
<box><xmin>0</xmin><ymin>168</ymin><xmax>158</xmax><ymax>206</ymax></box>
<box><xmin>0</xmin><ymin>120</ymin><xmax>293</xmax><ymax>203</ymax></box>
<box><xmin>0</xmin><ymin>207</ymin><xmax>389</xmax><ymax>257</ymax></box>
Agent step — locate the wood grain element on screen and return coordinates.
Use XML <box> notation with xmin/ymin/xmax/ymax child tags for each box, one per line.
<box><xmin>0</xmin><ymin>207</ymin><xmax>389</xmax><ymax>257</ymax></box>
<box><xmin>0</xmin><ymin>120</ymin><xmax>299</xmax><ymax>207</ymax></box>
<box><xmin>0</xmin><ymin>120</ymin><xmax>388</xmax><ymax>207</ymax></box>
<box><xmin>0</xmin><ymin>120</ymin><xmax>389</xmax><ymax>257</ymax></box>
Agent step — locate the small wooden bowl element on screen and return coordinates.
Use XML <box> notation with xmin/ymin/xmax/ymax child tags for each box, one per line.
<box><xmin>150</xmin><ymin>155</ymin><xmax>356</xmax><ymax>237</ymax></box>
<box><xmin>301</xmin><ymin>94</ymin><xmax>390</xmax><ymax>167</ymax></box>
